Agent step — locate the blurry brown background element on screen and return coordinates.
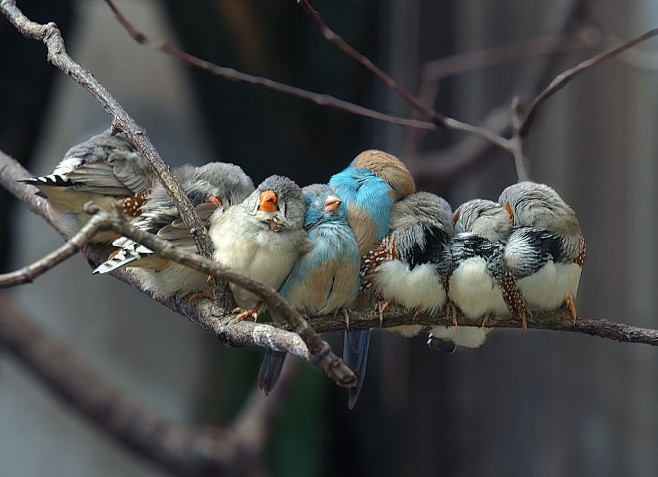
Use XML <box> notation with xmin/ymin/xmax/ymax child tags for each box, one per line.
<box><xmin>1</xmin><ymin>0</ymin><xmax>657</xmax><ymax>475</ymax></box>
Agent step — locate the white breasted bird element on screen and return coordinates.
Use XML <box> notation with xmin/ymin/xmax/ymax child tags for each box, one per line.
<box><xmin>20</xmin><ymin>129</ymin><xmax>155</xmax><ymax>242</ymax></box>
<box><xmin>499</xmin><ymin>181</ymin><xmax>586</xmax><ymax>324</ymax></box>
<box><xmin>428</xmin><ymin>199</ymin><xmax>516</xmax><ymax>352</ymax></box>
<box><xmin>209</xmin><ymin>175</ymin><xmax>312</xmax><ymax>322</ymax></box>
<box><xmin>360</xmin><ymin>192</ymin><xmax>454</xmax><ymax>338</ymax></box>
<box><xmin>93</xmin><ymin>162</ymin><xmax>254</xmax><ymax>297</ymax></box>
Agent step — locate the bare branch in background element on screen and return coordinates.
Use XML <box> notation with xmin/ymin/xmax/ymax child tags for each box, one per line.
<box><xmin>103</xmin><ymin>0</ymin><xmax>434</xmax><ymax>131</ymax></box>
<box><xmin>509</xmin><ymin>97</ymin><xmax>532</xmax><ymax>181</ymax></box>
<box><xmin>520</xmin><ymin>27</ymin><xmax>658</xmax><ymax>136</ymax></box>
<box><xmin>297</xmin><ymin>0</ymin><xmax>511</xmax><ymax>152</ymax></box>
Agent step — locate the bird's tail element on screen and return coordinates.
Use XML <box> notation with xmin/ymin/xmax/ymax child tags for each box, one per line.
<box><xmin>258</xmin><ymin>350</ymin><xmax>287</xmax><ymax>395</ymax></box>
<box><xmin>92</xmin><ymin>241</ymin><xmax>149</xmax><ymax>274</ymax></box>
<box><xmin>19</xmin><ymin>175</ymin><xmax>73</xmax><ymax>188</ymax></box>
<box><xmin>344</xmin><ymin>329</ymin><xmax>371</xmax><ymax>410</ymax></box>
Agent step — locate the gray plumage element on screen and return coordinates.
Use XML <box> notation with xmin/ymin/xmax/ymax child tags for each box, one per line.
<box><xmin>93</xmin><ymin>162</ymin><xmax>254</xmax><ymax>297</ymax></box>
<box><xmin>429</xmin><ymin>199</ymin><xmax>514</xmax><ymax>350</ymax></box>
<box><xmin>499</xmin><ymin>182</ymin><xmax>586</xmax><ymax>320</ymax></box>
<box><xmin>209</xmin><ymin>175</ymin><xmax>311</xmax><ymax>312</ymax></box>
<box><xmin>20</xmin><ymin>129</ymin><xmax>155</xmax><ymax>241</ymax></box>
<box><xmin>361</xmin><ymin>192</ymin><xmax>454</xmax><ymax>338</ymax></box>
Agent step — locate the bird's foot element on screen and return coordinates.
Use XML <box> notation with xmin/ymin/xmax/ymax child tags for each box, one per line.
<box><xmin>232</xmin><ymin>302</ymin><xmax>262</xmax><ymax>323</ymax></box>
<box><xmin>518</xmin><ymin>305</ymin><xmax>532</xmax><ymax>331</ymax></box>
<box><xmin>480</xmin><ymin>313</ymin><xmax>489</xmax><ymax>328</ymax></box>
<box><xmin>565</xmin><ymin>296</ymin><xmax>577</xmax><ymax>325</ymax></box>
<box><xmin>377</xmin><ymin>299</ymin><xmax>390</xmax><ymax>327</ymax></box>
<box><xmin>412</xmin><ymin>308</ymin><xmax>422</xmax><ymax>321</ymax></box>
<box><xmin>445</xmin><ymin>301</ymin><xmax>458</xmax><ymax>327</ymax></box>
<box><xmin>339</xmin><ymin>307</ymin><xmax>352</xmax><ymax>329</ymax></box>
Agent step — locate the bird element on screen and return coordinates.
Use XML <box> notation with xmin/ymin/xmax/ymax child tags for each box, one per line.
<box><xmin>428</xmin><ymin>199</ymin><xmax>516</xmax><ymax>352</ymax></box>
<box><xmin>20</xmin><ymin>129</ymin><xmax>155</xmax><ymax>243</ymax></box>
<box><xmin>209</xmin><ymin>175</ymin><xmax>312</xmax><ymax>322</ymax></box>
<box><xmin>257</xmin><ymin>184</ymin><xmax>360</xmax><ymax>394</ymax></box>
<box><xmin>92</xmin><ymin>162</ymin><xmax>254</xmax><ymax>297</ymax></box>
<box><xmin>329</xmin><ymin>149</ymin><xmax>416</xmax><ymax>408</ymax></box>
<box><xmin>360</xmin><ymin>192</ymin><xmax>454</xmax><ymax>338</ymax></box>
<box><xmin>499</xmin><ymin>181</ymin><xmax>586</xmax><ymax>325</ymax></box>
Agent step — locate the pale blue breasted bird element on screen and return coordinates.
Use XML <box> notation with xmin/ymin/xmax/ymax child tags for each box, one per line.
<box><xmin>258</xmin><ymin>184</ymin><xmax>360</xmax><ymax>394</ymax></box>
<box><xmin>328</xmin><ymin>149</ymin><xmax>415</xmax><ymax>409</ymax></box>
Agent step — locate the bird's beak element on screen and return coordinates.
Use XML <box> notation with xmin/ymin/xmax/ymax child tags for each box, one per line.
<box><xmin>504</xmin><ymin>202</ymin><xmax>514</xmax><ymax>223</ymax></box>
<box><xmin>453</xmin><ymin>208</ymin><xmax>460</xmax><ymax>225</ymax></box>
<box><xmin>208</xmin><ymin>195</ymin><xmax>222</xmax><ymax>207</ymax></box>
<box><xmin>324</xmin><ymin>195</ymin><xmax>341</xmax><ymax>212</ymax></box>
<box><xmin>258</xmin><ymin>190</ymin><xmax>278</xmax><ymax>212</ymax></box>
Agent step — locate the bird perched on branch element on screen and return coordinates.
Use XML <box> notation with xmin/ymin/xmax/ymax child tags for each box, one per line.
<box><xmin>209</xmin><ymin>175</ymin><xmax>311</xmax><ymax>322</ymax></box>
<box><xmin>20</xmin><ymin>129</ymin><xmax>155</xmax><ymax>243</ymax></box>
<box><xmin>329</xmin><ymin>149</ymin><xmax>415</xmax><ymax>409</ymax></box>
<box><xmin>258</xmin><ymin>184</ymin><xmax>360</xmax><ymax>394</ymax></box>
<box><xmin>428</xmin><ymin>199</ymin><xmax>515</xmax><ymax>352</ymax></box>
<box><xmin>93</xmin><ymin>162</ymin><xmax>254</xmax><ymax>297</ymax></box>
<box><xmin>499</xmin><ymin>181</ymin><xmax>586</xmax><ymax>325</ymax></box>
<box><xmin>360</xmin><ymin>192</ymin><xmax>453</xmax><ymax>338</ymax></box>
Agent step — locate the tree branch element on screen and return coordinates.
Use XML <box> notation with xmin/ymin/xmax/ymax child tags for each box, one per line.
<box><xmin>0</xmin><ymin>148</ymin><xmax>356</xmax><ymax>388</ymax></box>
<box><xmin>520</xmin><ymin>27</ymin><xmax>658</xmax><ymax>136</ymax></box>
<box><xmin>297</xmin><ymin>0</ymin><xmax>511</xmax><ymax>152</ymax></box>
<box><xmin>0</xmin><ymin>291</ymin><xmax>293</xmax><ymax>477</ymax></box>
<box><xmin>103</xmin><ymin>0</ymin><xmax>434</xmax><ymax>131</ymax></box>
<box><xmin>0</xmin><ymin>0</ymin><xmax>213</xmax><ymax>260</ymax></box>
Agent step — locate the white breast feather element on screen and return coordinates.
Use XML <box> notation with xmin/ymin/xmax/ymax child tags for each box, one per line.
<box><xmin>448</xmin><ymin>257</ymin><xmax>508</xmax><ymax>318</ymax></box>
<box><xmin>372</xmin><ymin>260</ymin><xmax>446</xmax><ymax>312</ymax></box>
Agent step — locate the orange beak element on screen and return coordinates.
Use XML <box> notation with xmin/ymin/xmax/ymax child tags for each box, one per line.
<box><xmin>258</xmin><ymin>190</ymin><xmax>278</xmax><ymax>212</ymax></box>
<box><xmin>208</xmin><ymin>195</ymin><xmax>222</xmax><ymax>207</ymax></box>
<box><xmin>504</xmin><ymin>202</ymin><xmax>514</xmax><ymax>223</ymax></box>
<box><xmin>453</xmin><ymin>208</ymin><xmax>460</xmax><ymax>225</ymax></box>
<box><xmin>324</xmin><ymin>195</ymin><xmax>341</xmax><ymax>212</ymax></box>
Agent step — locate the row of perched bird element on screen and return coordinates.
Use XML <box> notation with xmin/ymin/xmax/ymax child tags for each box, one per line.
<box><xmin>22</xmin><ymin>129</ymin><xmax>586</xmax><ymax>408</ymax></box>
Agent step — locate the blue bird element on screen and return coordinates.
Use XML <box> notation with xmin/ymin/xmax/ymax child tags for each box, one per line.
<box><xmin>329</xmin><ymin>150</ymin><xmax>415</xmax><ymax>409</ymax></box>
<box><xmin>258</xmin><ymin>184</ymin><xmax>360</xmax><ymax>394</ymax></box>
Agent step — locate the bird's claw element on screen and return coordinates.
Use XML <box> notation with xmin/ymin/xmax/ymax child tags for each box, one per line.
<box><xmin>232</xmin><ymin>303</ymin><xmax>262</xmax><ymax>323</ymax></box>
<box><xmin>565</xmin><ymin>296</ymin><xmax>577</xmax><ymax>325</ymax></box>
<box><xmin>445</xmin><ymin>301</ymin><xmax>458</xmax><ymax>327</ymax></box>
<box><xmin>480</xmin><ymin>313</ymin><xmax>489</xmax><ymax>328</ymax></box>
<box><xmin>377</xmin><ymin>299</ymin><xmax>390</xmax><ymax>327</ymax></box>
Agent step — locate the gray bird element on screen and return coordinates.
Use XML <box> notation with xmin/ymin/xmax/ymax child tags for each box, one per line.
<box><xmin>20</xmin><ymin>129</ymin><xmax>155</xmax><ymax>242</ymax></box>
<box><xmin>93</xmin><ymin>162</ymin><xmax>254</xmax><ymax>297</ymax></box>
<box><xmin>360</xmin><ymin>192</ymin><xmax>454</xmax><ymax>338</ymax></box>
<box><xmin>499</xmin><ymin>181</ymin><xmax>586</xmax><ymax>324</ymax></box>
<box><xmin>428</xmin><ymin>199</ymin><xmax>516</xmax><ymax>352</ymax></box>
<box><xmin>209</xmin><ymin>175</ymin><xmax>312</xmax><ymax>322</ymax></box>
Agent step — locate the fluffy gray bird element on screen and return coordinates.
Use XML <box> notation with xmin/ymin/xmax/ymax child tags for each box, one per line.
<box><xmin>360</xmin><ymin>192</ymin><xmax>454</xmax><ymax>338</ymax></box>
<box><xmin>209</xmin><ymin>175</ymin><xmax>311</xmax><ymax>322</ymax></box>
<box><xmin>499</xmin><ymin>181</ymin><xmax>586</xmax><ymax>324</ymax></box>
<box><xmin>20</xmin><ymin>129</ymin><xmax>155</xmax><ymax>242</ymax></box>
<box><xmin>93</xmin><ymin>162</ymin><xmax>254</xmax><ymax>297</ymax></box>
<box><xmin>428</xmin><ymin>199</ymin><xmax>516</xmax><ymax>352</ymax></box>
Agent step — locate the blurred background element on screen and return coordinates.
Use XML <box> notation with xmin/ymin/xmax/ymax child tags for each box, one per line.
<box><xmin>1</xmin><ymin>0</ymin><xmax>658</xmax><ymax>475</ymax></box>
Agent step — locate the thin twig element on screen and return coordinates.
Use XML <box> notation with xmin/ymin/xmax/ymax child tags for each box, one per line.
<box><xmin>297</xmin><ymin>0</ymin><xmax>511</xmax><ymax>152</ymax></box>
<box><xmin>0</xmin><ymin>0</ymin><xmax>213</xmax><ymax>260</ymax></box>
<box><xmin>521</xmin><ymin>27</ymin><xmax>658</xmax><ymax>136</ymax></box>
<box><xmin>0</xmin><ymin>213</ymin><xmax>107</xmax><ymax>288</ymax></box>
<box><xmin>103</xmin><ymin>0</ymin><xmax>434</xmax><ymax>131</ymax></box>
<box><xmin>509</xmin><ymin>96</ymin><xmax>531</xmax><ymax>181</ymax></box>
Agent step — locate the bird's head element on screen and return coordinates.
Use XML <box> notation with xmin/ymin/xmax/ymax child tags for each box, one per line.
<box><xmin>350</xmin><ymin>149</ymin><xmax>416</xmax><ymax>200</ymax></box>
<box><xmin>454</xmin><ymin>198</ymin><xmax>514</xmax><ymax>242</ymax></box>
<box><xmin>251</xmin><ymin>175</ymin><xmax>306</xmax><ymax>232</ymax></box>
